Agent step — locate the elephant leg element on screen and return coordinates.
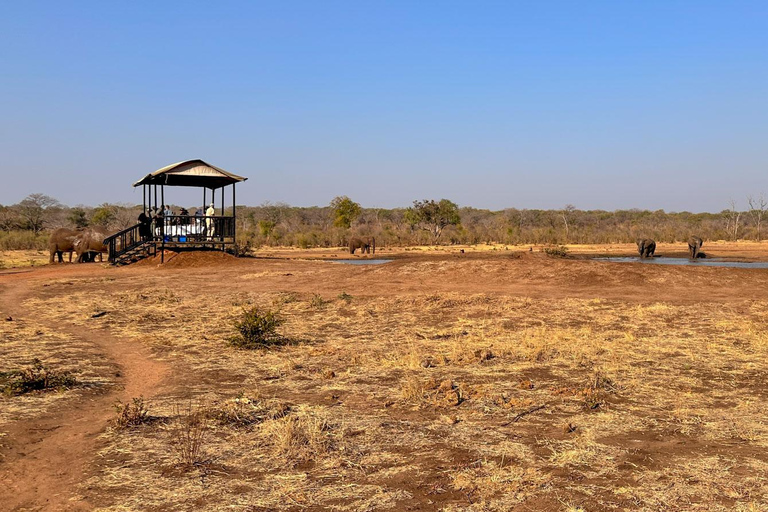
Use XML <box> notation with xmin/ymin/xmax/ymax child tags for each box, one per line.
<box><xmin>68</xmin><ymin>251</ymin><xmax>73</xmax><ymax>263</ymax></box>
<box><xmin>57</xmin><ymin>251</ymin><xmax>63</xmax><ymax>263</ymax></box>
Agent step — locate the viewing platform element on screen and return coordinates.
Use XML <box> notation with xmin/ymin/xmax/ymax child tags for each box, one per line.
<box><xmin>105</xmin><ymin>159</ymin><xmax>246</xmax><ymax>264</ymax></box>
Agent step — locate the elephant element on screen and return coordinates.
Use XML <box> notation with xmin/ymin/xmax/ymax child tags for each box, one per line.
<box><xmin>74</xmin><ymin>227</ymin><xmax>111</xmax><ymax>263</ymax></box>
<box><xmin>349</xmin><ymin>236</ymin><xmax>375</xmax><ymax>255</ymax></box>
<box><xmin>688</xmin><ymin>236</ymin><xmax>704</xmax><ymax>259</ymax></box>
<box><xmin>49</xmin><ymin>228</ymin><xmax>82</xmax><ymax>263</ymax></box>
<box><xmin>636</xmin><ymin>238</ymin><xmax>656</xmax><ymax>258</ymax></box>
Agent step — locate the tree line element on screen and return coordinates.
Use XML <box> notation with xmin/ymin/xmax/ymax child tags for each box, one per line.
<box><xmin>2</xmin><ymin>193</ymin><xmax>767</xmax><ymax>251</ymax></box>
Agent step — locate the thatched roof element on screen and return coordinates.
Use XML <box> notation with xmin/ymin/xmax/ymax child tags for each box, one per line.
<box><xmin>133</xmin><ymin>160</ymin><xmax>247</xmax><ymax>189</ymax></box>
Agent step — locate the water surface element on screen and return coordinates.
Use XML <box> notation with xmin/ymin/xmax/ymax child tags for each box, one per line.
<box><xmin>330</xmin><ymin>259</ymin><xmax>392</xmax><ymax>265</ymax></box>
<box><xmin>596</xmin><ymin>257</ymin><xmax>768</xmax><ymax>269</ymax></box>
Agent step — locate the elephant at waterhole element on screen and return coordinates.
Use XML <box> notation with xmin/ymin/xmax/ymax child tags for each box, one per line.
<box><xmin>349</xmin><ymin>237</ymin><xmax>375</xmax><ymax>255</ymax></box>
<box><xmin>688</xmin><ymin>236</ymin><xmax>704</xmax><ymax>259</ymax></box>
<box><xmin>636</xmin><ymin>238</ymin><xmax>656</xmax><ymax>258</ymax></box>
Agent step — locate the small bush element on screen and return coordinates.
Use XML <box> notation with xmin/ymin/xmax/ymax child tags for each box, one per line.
<box><xmin>0</xmin><ymin>230</ymin><xmax>49</xmax><ymax>251</ymax></box>
<box><xmin>170</xmin><ymin>403</ymin><xmax>210</xmax><ymax>467</ymax></box>
<box><xmin>337</xmin><ymin>291</ymin><xmax>353</xmax><ymax>303</ymax></box>
<box><xmin>113</xmin><ymin>396</ymin><xmax>150</xmax><ymax>428</ymax></box>
<box><xmin>229</xmin><ymin>307</ymin><xmax>285</xmax><ymax>349</ymax></box>
<box><xmin>262</xmin><ymin>409</ymin><xmax>341</xmax><ymax>465</ymax></box>
<box><xmin>544</xmin><ymin>245</ymin><xmax>569</xmax><ymax>258</ymax></box>
<box><xmin>0</xmin><ymin>359</ymin><xmax>77</xmax><ymax>396</ymax></box>
<box><xmin>309</xmin><ymin>293</ymin><xmax>327</xmax><ymax>309</ymax></box>
<box><xmin>208</xmin><ymin>394</ymin><xmax>290</xmax><ymax>428</ymax></box>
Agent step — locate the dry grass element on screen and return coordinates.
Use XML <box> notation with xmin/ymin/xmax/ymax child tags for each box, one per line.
<box><xmin>113</xmin><ymin>397</ymin><xmax>150</xmax><ymax>429</ymax></box>
<box><xmin>9</xmin><ymin>255</ymin><xmax>768</xmax><ymax>510</ymax></box>
<box><xmin>0</xmin><ymin>249</ymin><xmax>50</xmax><ymax>269</ymax></box>
<box><xmin>0</xmin><ymin>318</ymin><xmax>111</xmax><ymax>430</ymax></box>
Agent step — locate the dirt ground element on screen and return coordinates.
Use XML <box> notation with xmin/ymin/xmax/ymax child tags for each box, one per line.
<box><xmin>2</xmin><ymin>243</ymin><xmax>768</xmax><ymax>511</ymax></box>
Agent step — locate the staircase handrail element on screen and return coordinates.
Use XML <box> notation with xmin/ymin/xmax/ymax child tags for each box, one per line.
<box><xmin>104</xmin><ymin>223</ymin><xmax>146</xmax><ymax>263</ymax></box>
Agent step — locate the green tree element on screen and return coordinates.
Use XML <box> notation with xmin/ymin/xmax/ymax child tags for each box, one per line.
<box><xmin>404</xmin><ymin>199</ymin><xmax>461</xmax><ymax>243</ymax></box>
<box><xmin>329</xmin><ymin>196</ymin><xmax>361</xmax><ymax>229</ymax></box>
<box><xmin>258</xmin><ymin>219</ymin><xmax>276</xmax><ymax>241</ymax></box>
<box><xmin>68</xmin><ymin>207</ymin><xmax>89</xmax><ymax>228</ymax></box>
<box><xmin>91</xmin><ymin>203</ymin><xmax>117</xmax><ymax>226</ymax></box>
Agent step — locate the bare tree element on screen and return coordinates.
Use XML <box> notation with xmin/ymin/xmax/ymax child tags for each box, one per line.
<box><xmin>561</xmin><ymin>204</ymin><xmax>575</xmax><ymax>242</ymax></box>
<box><xmin>723</xmin><ymin>199</ymin><xmax>742</xmax><ymax>241</ymax></box>
<box><xmin>17</xmin><ymin>193</ymin><xmax>60</xmax><ymax>234</ymax></box>
<box><xmin>747</xmin><ymin>194</ymin><xmax>767</xmax><ymax>241</ymax></box>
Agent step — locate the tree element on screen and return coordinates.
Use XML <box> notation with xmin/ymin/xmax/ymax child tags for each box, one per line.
<box><xmin>91</xmin><ymin>203</ymin><xmax>119</xmax><ymax>226</ymax></box>
<box><xmin>329</xmin><ymin>196</ymin><xmax>362</xmax><ymax>229</ymax></box>
<box><xmin>258</xmin><ymin>219</ymin><xmax>276</xmax><ymax>242</ymax></box>
<box><xmin>747</xmin><ymin>194</ymin><xmax>767</xmax><ymax>241</ymax></box>
<box><xmin>561</xmin><ymin>204</ymin><xmax>576</xmax><ymax>242</ymax></box>
<box><xmin>17</xmin><ymin>193</ymin><xmax>60</xmax><ymax>234</ymax></box>
<box><xmin>68</xmin><ymin>207</ymin><xmax>89</xmax><ymax>228</ymax></box>
<box><xmin>404</xmin><ymin>199</ymin><xmax>461</xmax><ymax>243</ymax></box>
<box><xmin>0</xmin><ymin>205</ymin><xmax>19</xmax><ymax>232</ymax></box>
<box><xmin>723</xmin><ymin>199</ymin><xmax>742</xmax><ymax>241</ymax></box>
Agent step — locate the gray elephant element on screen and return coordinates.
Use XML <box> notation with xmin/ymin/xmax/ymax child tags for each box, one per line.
<box><xmin>688</xmin><ymin>236</ymin><xmax>703</xmax><ymax>259</ymax></box>
<box><xmin>636</xmin><ymin>238</ymin><xmax>656</xmax><ymax>258</ymax></box>
<box><xmin>74</xmin><ymin>227</ymin><xmax>110</xmax><ymax>263</ymax></box>
<box><xmin>349</xmin><ymin>236</ymin><xmax>375</xmax><ymax>255</ymax></box>
<box><xmin>49</xmin><ymin>228</ymin><xmax>82</xmax><ymax>263</ymax></box>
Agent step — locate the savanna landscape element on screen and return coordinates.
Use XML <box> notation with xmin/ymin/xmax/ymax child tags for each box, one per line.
<box><xmin>3</xmin><ymin>3</ymin><xmax>768</xmax><ymax>511</ymax></box>
<box><xmin>3</xmin><ymin>240</ymin><xmax>768</xmax><ymax>511</ymax></box>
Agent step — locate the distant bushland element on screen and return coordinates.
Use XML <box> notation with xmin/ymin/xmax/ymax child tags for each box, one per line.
<box><xmin>1</xmin><ymin>193</ymin><xmax>767</xmax><ymax>250</ymax></box>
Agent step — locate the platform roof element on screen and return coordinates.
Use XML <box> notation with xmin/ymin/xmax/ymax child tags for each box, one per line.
<box><xmin>133</xmin><ymin>159</ymin><xmax>247</xmax><ymax>189</ymax></box>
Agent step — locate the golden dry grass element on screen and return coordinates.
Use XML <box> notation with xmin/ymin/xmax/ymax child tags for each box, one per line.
<box><xmin>0</xmin><ymin>249</ymin><xmax>50</xmax><ymax>269</ymax></box>
<box><xmin>0</xmin><ymin>317</ymin><xmax>112</xmax><ymax>431</ymax></box>
<box><xmin>5</xmin><ymin>252</ymin><xmax>768</xmax><ymax>510</ymax></box>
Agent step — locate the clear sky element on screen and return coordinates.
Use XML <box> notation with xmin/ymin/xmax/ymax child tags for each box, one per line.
<box><xmin>1</xmin><ymin>1</ymin><xmax>766</xmax><ymax>212</ymax></box>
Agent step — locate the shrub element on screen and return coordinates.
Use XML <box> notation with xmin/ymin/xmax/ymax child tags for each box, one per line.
<box><xmin>0</xmin><ymin>230</ymin><xmax>49</xmax><ymax>251</ymax></box>
<box><xmin>0</xmin><ymin>359</ymin><xmax>77</xmax><ymax>396</ymax></box>
<box><xmin>337</xmin><ymin>291</ymin><xmax>353</xmax><ymax>303</ymax></box>
<box><xmin>544</xmin><ymin>245</ymin><xmax>569</xmax><ymax>258</ymax></box>
<box><xmin>229</xmin><ymin>306</ymin><xmax>285</xmax><ymax>348</ymax></box>
<box><xmin>113</xmin><ymin>396</ymin><xmax>150</xmax><ymax>428</ymax></box>
<box><xmin>170</xmin><ymin>403</ymin><xmax>209</xmax><ymax>467</ymax></box>
<box><xmin>309</xmin><ymin>293</ymin><xmax>327</xmax><ymax>309</ymax></box>
<box><xmin>262</xmin><ymin>408</ymin><xmax>341</xmax><ymax>465</ymax></box>
<box><xmin>208</xmin><ymin>394</ymin><xmax>290</xmax><ymax>428</ymax></box>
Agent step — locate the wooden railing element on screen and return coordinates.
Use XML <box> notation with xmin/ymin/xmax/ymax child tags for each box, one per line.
<box><xmin>104</xmin><ymin>216</ymin><xmax>236</xmax><ymax>264</ymax></box>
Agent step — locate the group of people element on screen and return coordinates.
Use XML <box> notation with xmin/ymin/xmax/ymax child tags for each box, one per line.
<box><xmin>138</xmin><ymin>203</ymin><xmax>217</xmax><ymax>240</ymax></box>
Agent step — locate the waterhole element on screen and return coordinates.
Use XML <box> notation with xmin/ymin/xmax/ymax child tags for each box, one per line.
<box><xmin>596</xmin><ymin>257</ymin><xmax>768</xmax><ymax>269</ymax></box>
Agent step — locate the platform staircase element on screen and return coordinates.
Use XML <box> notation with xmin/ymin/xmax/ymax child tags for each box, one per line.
<box><xmin>104</xmin><ymin>223</ymin><xmax>157</xmax><ymax>266</ymax></box>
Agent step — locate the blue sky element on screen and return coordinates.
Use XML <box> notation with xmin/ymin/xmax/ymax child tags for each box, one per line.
<box><xmin>1</xmin><ymin>1</ymin><xmax>766</xmax><ymax>211</ymax></box>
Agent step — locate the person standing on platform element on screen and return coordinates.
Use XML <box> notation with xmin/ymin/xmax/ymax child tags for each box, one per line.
<box><xmin>205</xmin><ymin>202</ymin><xmax>216</xmax><ymax>238</ymax></box>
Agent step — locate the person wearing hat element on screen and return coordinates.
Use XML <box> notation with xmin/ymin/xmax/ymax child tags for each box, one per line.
<box><xmin>205</xmin><ymin>202</ymin><xmax>216</xmax><ymax>238</ymax></box>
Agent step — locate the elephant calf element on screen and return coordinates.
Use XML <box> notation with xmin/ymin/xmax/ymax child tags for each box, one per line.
<box><xmin>688</xmin><ymin>236</ymin><xmax>703</xmax><ymax>259</ymax></box>
<box><xmin>636</xmin><ymin>238</ymin><xmax>656</xmax><ymax>258</ymax></box>
<box><xmin>74</xmin><ymin>227</ymin><xmax>110</xmax><ymax>263</ymax></box>
<box><xmin>349</xmin><ymin>236</ymin><xmax>375</xmax><ymax>255</ymax></box>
